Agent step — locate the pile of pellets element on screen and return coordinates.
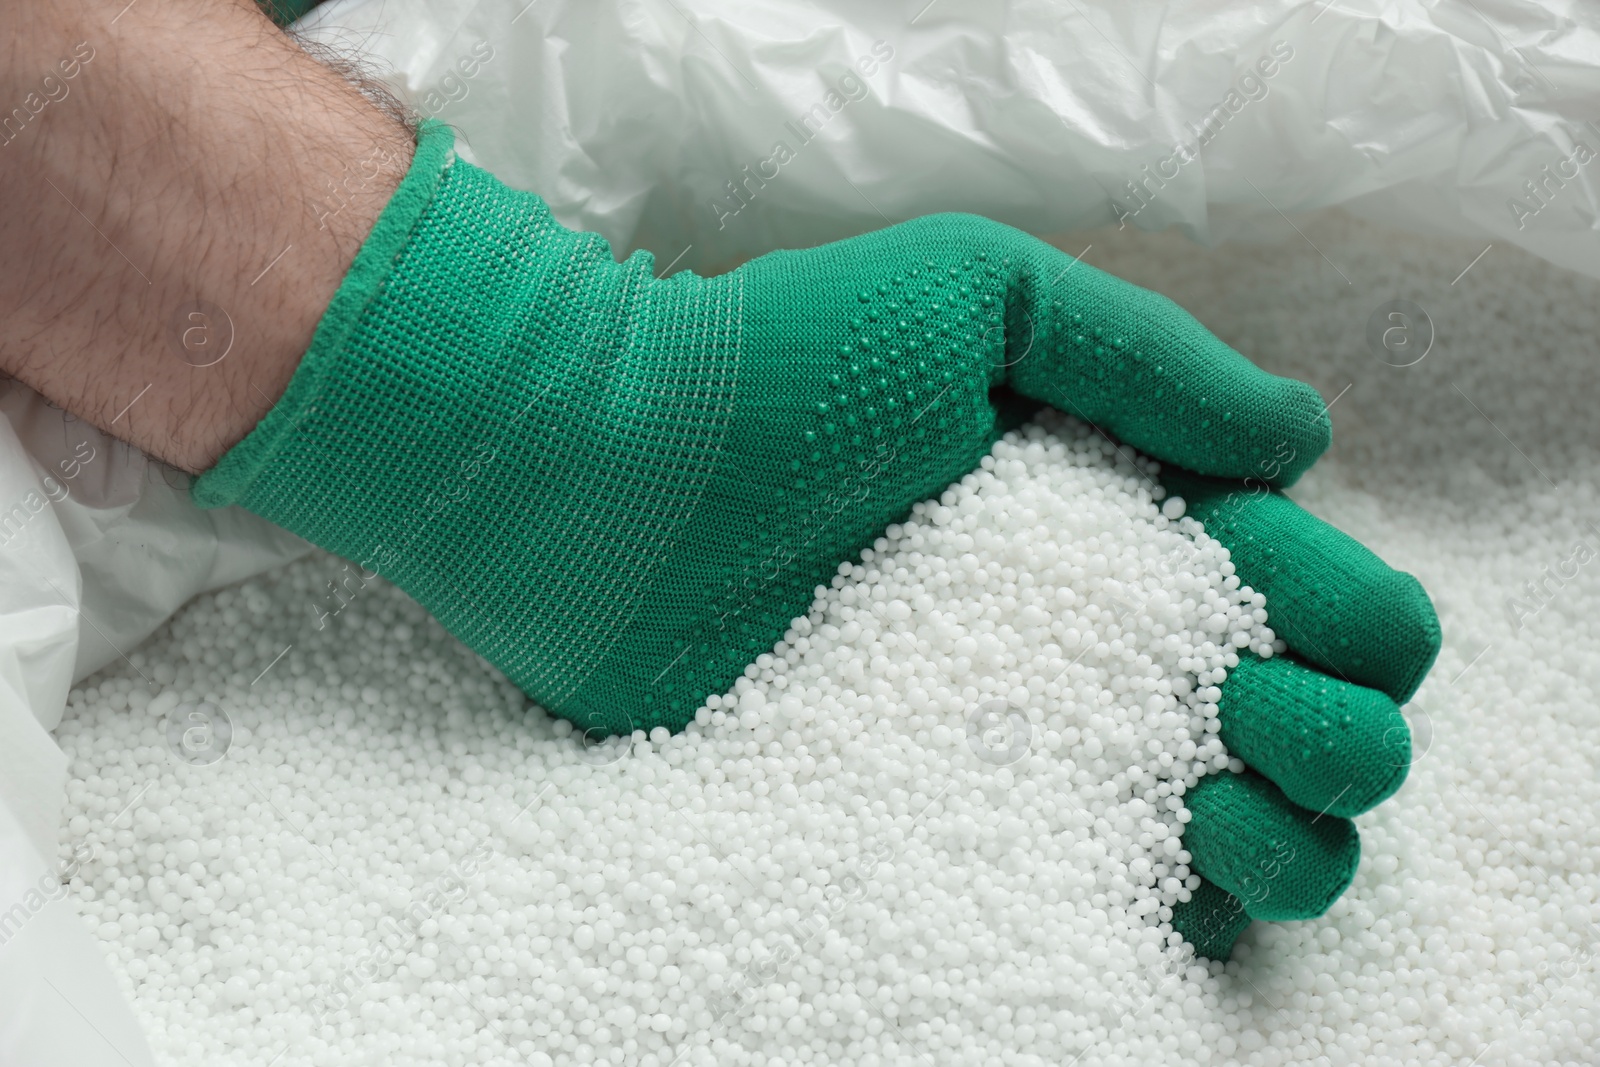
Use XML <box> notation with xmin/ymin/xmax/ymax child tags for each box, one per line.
<box><xmin>56</xmin><ymin>215</ymin><xmax>1600</xmax><ymax>1067</ymax></box>
<box><xmin>57</xmin><ymin>411</ymin><xmax>1272</xmax><ymax>1067</ymax></box>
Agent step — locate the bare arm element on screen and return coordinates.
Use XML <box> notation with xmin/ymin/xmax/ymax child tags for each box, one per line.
<box><xmin>0</xmin><ymin>0</ymin><xmax>413</xmax><ymax>473</ymax></box>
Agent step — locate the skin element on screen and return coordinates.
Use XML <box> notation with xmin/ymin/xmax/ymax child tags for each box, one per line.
<box><xmin>0</xmin><ymin>0</ymin><xmax>412</xmax><ymax>473</ymax></box>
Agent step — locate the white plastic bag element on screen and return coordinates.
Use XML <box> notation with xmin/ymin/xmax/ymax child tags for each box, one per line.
<box><xmin>306</xmin><ymin>0</ymin><xmax>1600</xmax><ymax>279</ymax></box>
<box><xmin>0</xmin><ymin>388</ymin><xmax>307</xmax><ymax>1067</ymax></box>
<box><xmin>4</xmin><ymin>0</ymin><xmax>1598</xmax><ymax>1059</ymax></box>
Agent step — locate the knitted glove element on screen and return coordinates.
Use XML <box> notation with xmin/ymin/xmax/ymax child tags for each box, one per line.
<box><xmin>193</xmin><ymin>120</ymin><xmax>1439</xmax><ymax>959</ymax></box>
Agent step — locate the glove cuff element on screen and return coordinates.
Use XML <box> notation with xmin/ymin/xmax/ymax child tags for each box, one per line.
<box><xmin>190</xmin><ymin>116</ymin><xmax>747</xmax><ymax>731</ymax></box>
<box><xmin>193</xmin><ymin>119</ymin><xmax>454</xmax><ymax>510</ymax></box>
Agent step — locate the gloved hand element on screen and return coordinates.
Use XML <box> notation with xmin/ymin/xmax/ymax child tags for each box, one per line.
<box><xmin>194</xmin><ymin>120</ymin><xmax>1439</xmax><ymax>959</ymax></box>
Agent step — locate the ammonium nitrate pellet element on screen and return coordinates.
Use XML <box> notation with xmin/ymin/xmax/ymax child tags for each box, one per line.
<box><xmin>58</xmin><ymin>410</ymin><xmax>1269</xmax><ymax>1067</ymax></box>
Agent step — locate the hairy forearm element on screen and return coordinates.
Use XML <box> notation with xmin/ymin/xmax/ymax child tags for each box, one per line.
<box><xmin>0</xmin><ymin>0</ymin><xmax>412</xmax><ymax>472</ymax></box>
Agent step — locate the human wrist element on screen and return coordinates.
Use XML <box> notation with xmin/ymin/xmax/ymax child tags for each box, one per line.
<box><xmin>0</xmin><ymin>0</ymin><xmax>414</xmax><ymax>472</ymax></box>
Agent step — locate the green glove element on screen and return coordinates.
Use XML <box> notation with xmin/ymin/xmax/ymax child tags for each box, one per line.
<box><xmin>255</xmin><ymin>0</ymin><xmax>321</xmax><ymax>27</ymax></box>
<box><xmin>194</xmin><ymin>120</ymin><xmax>1439</xmax><ymax>959</ymax></box>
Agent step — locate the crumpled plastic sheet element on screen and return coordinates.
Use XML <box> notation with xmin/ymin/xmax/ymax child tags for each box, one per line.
<box><xmin>0</xmin><ymin>387</ymin><xmax>307</xmax><ymax>1067</ymax></box>
<box><xmin>4</xmin><ymin>0</ymin><xmax>1598</xmax><ymax>1060</ymax></box>
<box><xmin>304</xmin><ymin>0</ymin><xmax>1600</xmax><ymax>279</ymax></box>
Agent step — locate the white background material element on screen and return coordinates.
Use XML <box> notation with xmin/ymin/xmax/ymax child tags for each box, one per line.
<box><xmin>2</xmin><ymin>0</ymin><xmax>1596</xmax><ymax>1061</ymax></box>
<box><xmin>303</xmin><ymin>0</ymin><xmax>1600</xmax><ymax>278</ymax></box>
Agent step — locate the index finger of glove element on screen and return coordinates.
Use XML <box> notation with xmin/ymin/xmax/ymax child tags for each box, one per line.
<box><xmin>1005</xmin><ymin>250</ymin><xmax>1332</xmax><ymax>487</ymax></box>
<box><xmin>1160</xmin><ymin>468</ymin><xmax>1441</xmax><ymax>704</ymax></box>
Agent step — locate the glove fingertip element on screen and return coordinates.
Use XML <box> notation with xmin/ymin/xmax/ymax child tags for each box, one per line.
<box><xmin>1170</xmin><ymin>879</ymin><xmax>1252</xmax><ymax>961</ymax></box>
<box><xmin>1184</xmin><ymin>770</ymin><xmax>1362</xmax><ymax>923</ymax></box>
<box><xmin>1339</xmin><ymin>746</ymin><xmax>1409</xmax><ymax>817</ymax></box>
<box><xmin>1245</xmin><ymin>821</ymin><xmax>1360</xmax><ymax>923</ymax></box>
<box><xmin>1272</xmin><ymin>380</ymin><xmax>1333</xmax><ymax>488</ymax></box>
<box><xmin>1216</xmin><ymin>654</ymin><xmax>1413</xmax><ymax>820</ymax></box>
<box><xmin>1388</xmin><ymin>572</ymin><xmax>1443</xmax><ymax>704</ymax></box>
